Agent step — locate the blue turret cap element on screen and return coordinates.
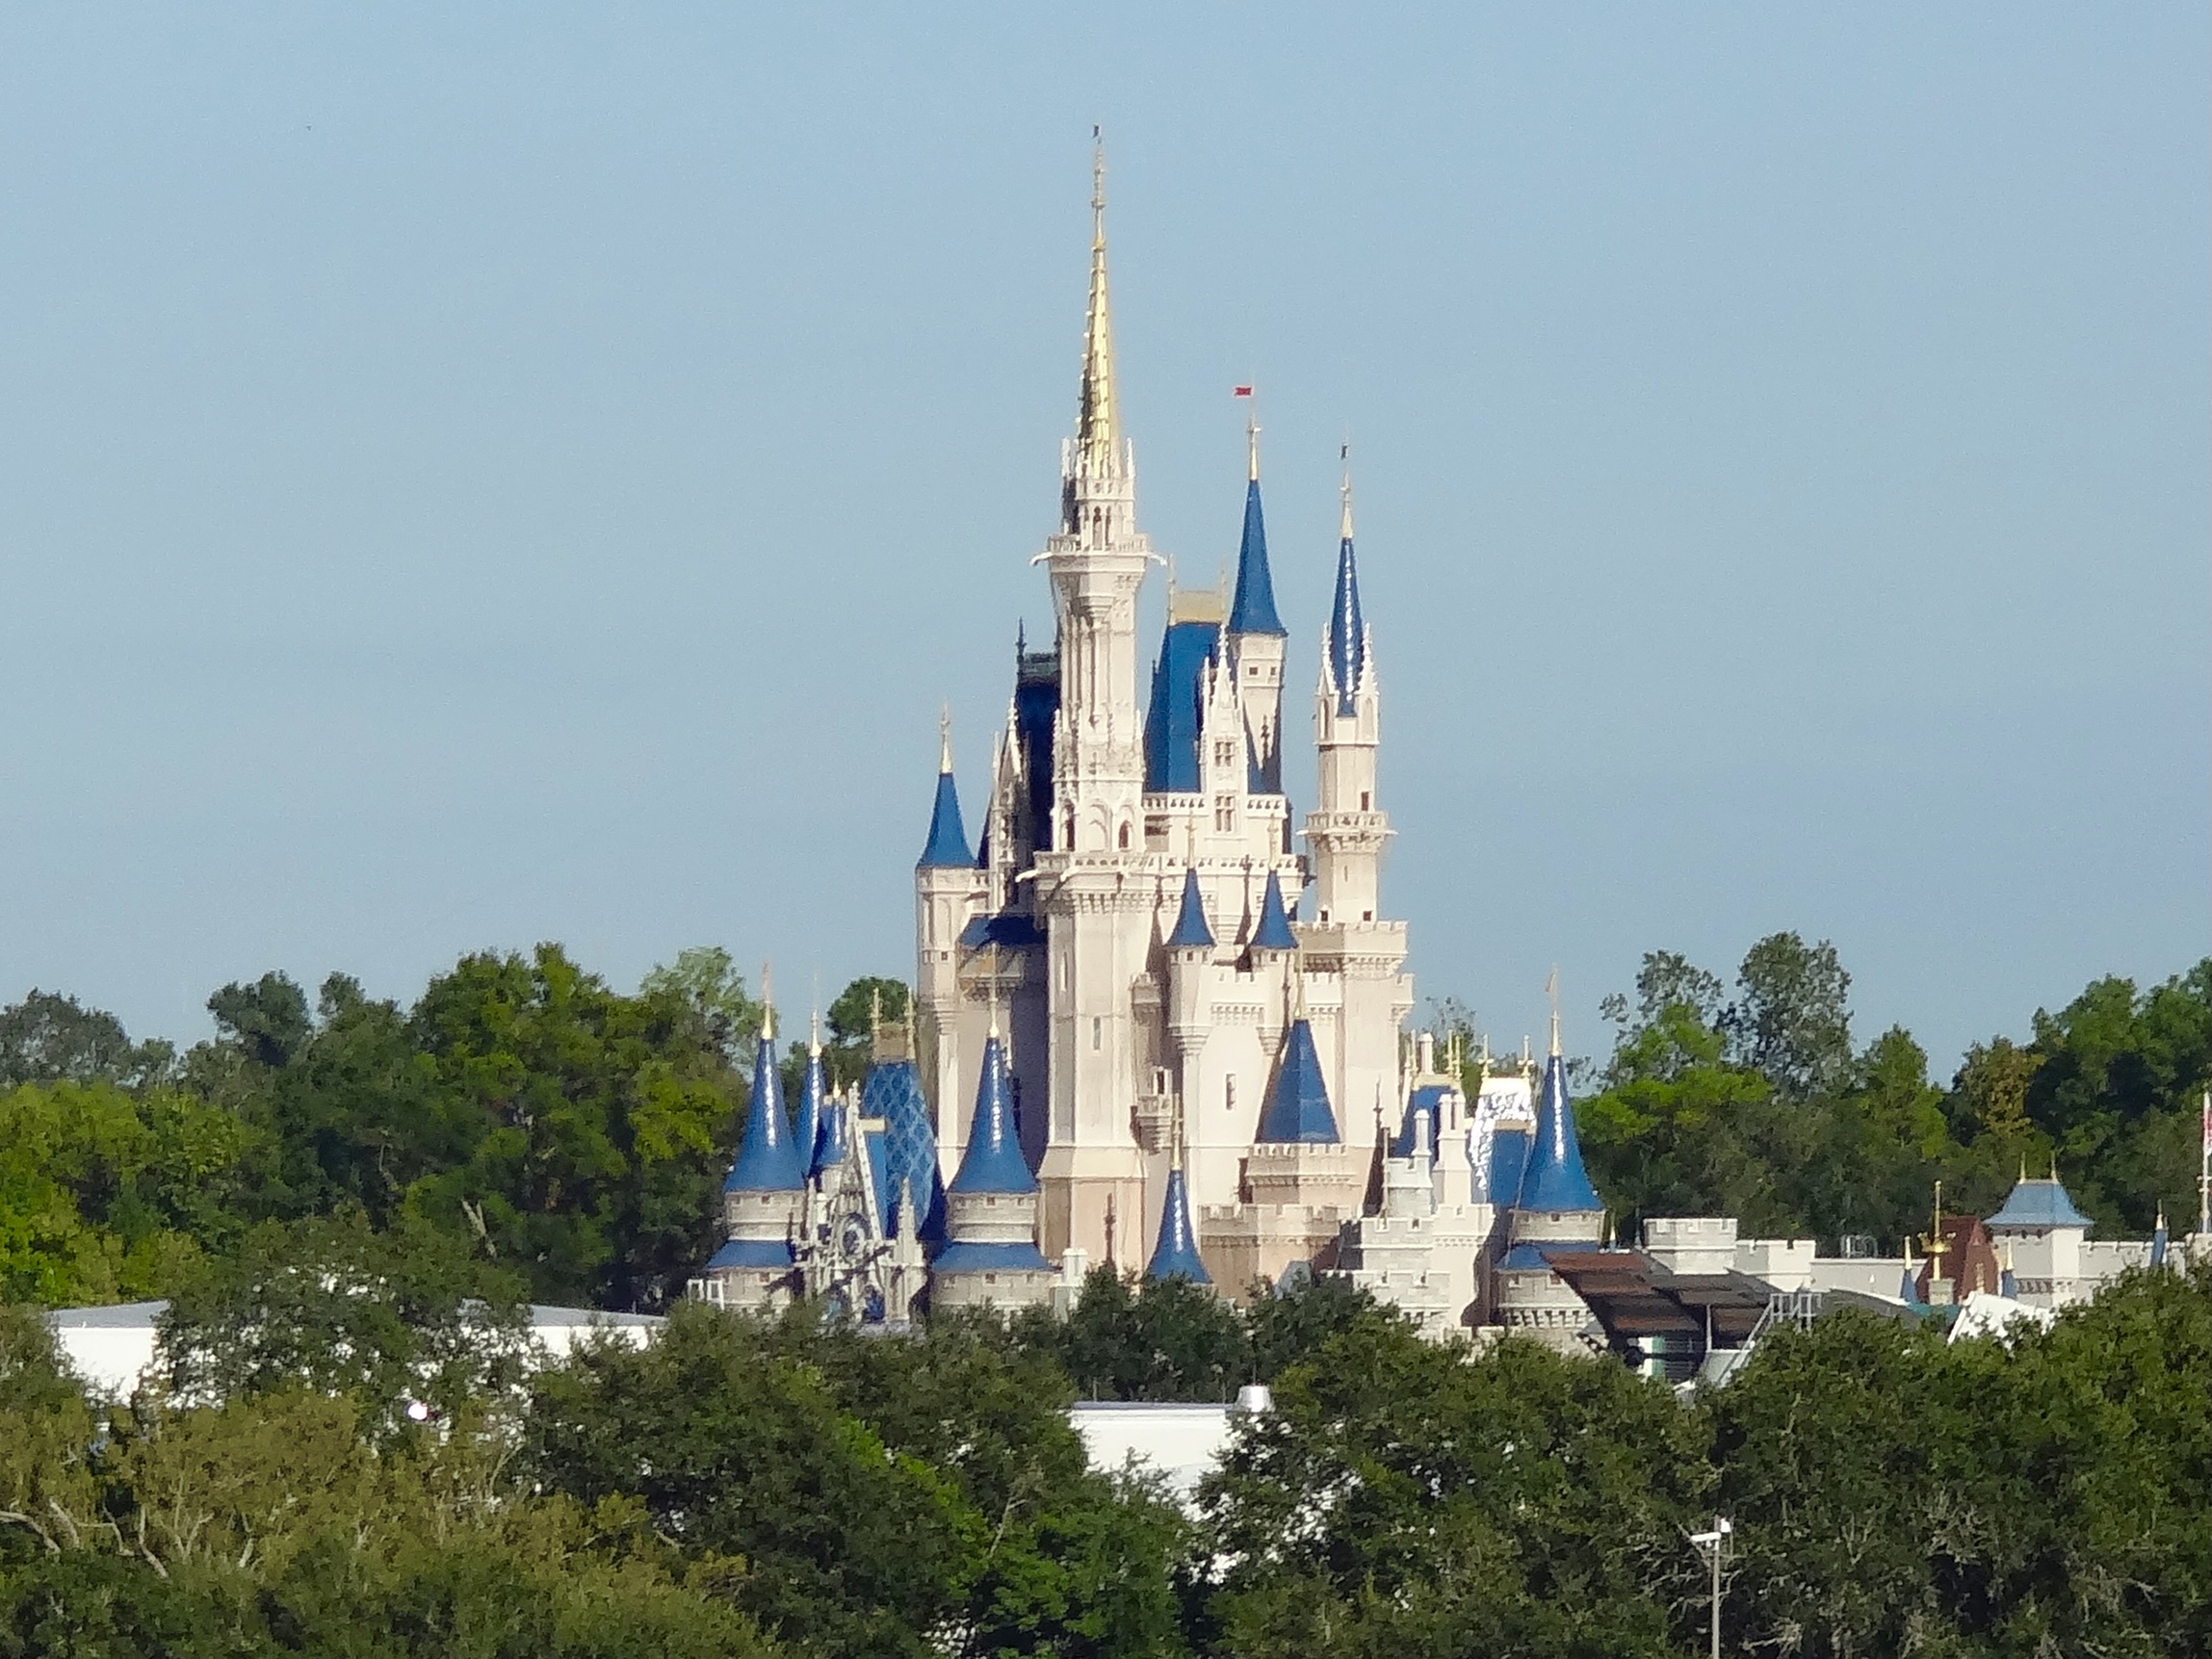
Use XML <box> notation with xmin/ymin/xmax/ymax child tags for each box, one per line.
<box><xmin>1257</xmin><ymin>1018</ymin><xmax>1340</xmax><ymax>1144</ymax></box>
<box><xmin>1166</xmin><ymin>867</ymin><xmax>1214</xmax><ymax>950</ymax></box>
<box><xmin>794</xmin><ymin>1028</ymin><xmax>828</xmax><ymax>1177</ymax></box>
<box><xmin>1325</xmin><ymin>474</ymin><xmax>1366</xmax><ymax>718</ymax></box>
<box><xmin>1146</xmin><ymin>1165</ymin><xmax>1211</xmax><ymax>1283</ymax></box>
<box><xmin>949</xmin><ymin>1032</ymin><xmax>1036</xmax><ymax>1194</ymax></box>
<box><xmin>1517</xmin><ymin>1051</ymin><xmax>1601</xmax><ymax>1213</ymax></box>
<box><xmin>1487</xmin><ymin>1126</ymin><xmax>1532</xmax><ymax>1205</ymax></box>
<box><xmin>813</xmin><ymin>1077</ymin><xmax>849</xmax><ymax>1178</ymax></box>
<box><xmin>726</xmin><ymin>1020</ymin><xmax>806</xmax><ymax>1193</ymax></box>
<box><xmin>918</xmin><ymin>713</ymin><xmax>974</xmax><ymax>868</ymax></box>
<box><xmin>1249</xmin><ymin>870</ymin><xmax>1297</xmax><ymax>953</ymax></box>
<box><xmin>1227</xmin><ymin>466</ymin><xmax>1285</xmax><ymax>636</ymax></box>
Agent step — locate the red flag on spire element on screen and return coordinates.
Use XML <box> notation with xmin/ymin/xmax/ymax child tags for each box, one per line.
<box><xmin>1232</xmin><ymin>385</ymin><xmax>1253</xmax><ymax>398</ymax></box>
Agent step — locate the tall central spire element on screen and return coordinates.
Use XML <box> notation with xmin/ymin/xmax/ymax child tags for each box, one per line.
<box><xmin>1074</xmin><ymin>136</ymin><xmax>1119</xmax><ymax>489</ymax></box>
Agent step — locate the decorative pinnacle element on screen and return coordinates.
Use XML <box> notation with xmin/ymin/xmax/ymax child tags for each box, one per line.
<box><xmin>1075</xmin><ymin>132</ymin><xmax>1118</xmax><ymax>480</ymax></box>
<box><xmin>938</xmin><ymin>704</ymin><xmax>953</xmax><ymax>775</ymax></box>
<box><xmin>810</xmin><ymin>1002</ymin><xmax>821</xmax><ymax>1058</ymax></box>
<box><xmin>1339</xmin><ymin>441</ymin><xmax>1354</xmax><ymax>541</ymax></box>
<box><xmin>760</xmin><ymin>963</ymin><xmax>774</xmax><ymax>1042</ymax></box>
<box><xmin>1247</xmin><ymin>406</ymin><xmax>1261</xmax><ymax>482</ymax></box>
<box><xmin>1546</xmin><ymin>967</ymin><xmax>1561</xmax><ymax>1058</ymax></box>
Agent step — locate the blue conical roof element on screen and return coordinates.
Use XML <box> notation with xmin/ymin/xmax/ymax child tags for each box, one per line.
<box><xmin>1165</xmin><ymin>868</ymin><xmax>1214</xmax><ymax>950</ymax></box>
<box><xmin>1257</xmin><ymin>1019</ymin><xmax>1340</xmax><ymax>1144</ymax></box>
<box><xmin>1517</xmin><ymin>1052</ymin><xmax>1600</xmax><ymax>1213</ymax></box>
<box><xmin>1326</xmin><ymin>531</ymin><xmax>1366</xmax><ymax>717</ymax></box>
<box><xmin>1985</xmin><ymin>1176</ymin><xmax>2093</xmax><ymax>1231</ymax></box>
<box><xmin>918</xmin><ymin>766</ymin><xmax>973</xmax><ymax>868</ymax></box>
<box><xmin>812</xmin><ymin>1078</ymin><xmax>849</xmax><ymax>1177</ymax></box>
<box><xmin>1228</xmin><ymin>479</ymin><xmax>1286</xmax><ymax>636</ymax></box>
<box><xmin>725</xmin><ymin>1031</ymin><xmax>806</xmax><ymax>1192</ymax></box>
<box><xmin>1487</xmin><ymin>1127</ymin><xmax>1532</xmax><ymax>1205</ymax></box>
<box><xmin>949</xmin><ymin>1033</ymin><xmax>1036</xmax><ymax>1194</ymax></box>
<box><xmin>1249</xmin><ymin>870</ymin><xmax>1297</xmax><ymax>952</ymax></box>
<box><xmin>1146</xmin><ymin>1166</ymin><xmax>1211</xmax><ymax>1283</ymax></box>
<box><xmin>794</xmin><ymin>1043</ymin><xmax>827</xmax><ymax>1177</ymax></box>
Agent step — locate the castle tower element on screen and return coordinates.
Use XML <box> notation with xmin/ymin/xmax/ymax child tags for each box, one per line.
<box><xmin>701</xmin><ymin>1008</ymin><xmax>808</xmax><ymax>1311</ymax></box>
<box><xmin>933</xmin><ymin>1024</ymin><xmax>1055</xmax><ymax>1309</ymax></box>
<box><xmin>1147</xmin><ymin>1132</ymin><xmax>1212</xmax><ymax>1284</ymax></box>
<box><xmin>1300</xmin><ymin>465</ymin><xmax>1412</xmax><ymax>1142</ymax></box>
<box><xmin>1200</xmin><ymin>1013</ymin><xmax>1363</xmax><ymax>1296</ymax></box>
<box><xmin>1225</xmin><ymin>416</ymin><xmax>1288</xmax><ymax>794</ymax></box>
<box><xmin>915</xmin><ymin>713</ymin><xmax>986</xmax><ymax>1170</ymax></box>
<box><xmin>1494</xmin><ymin>1013</ymin><xmax>1605</xmax><ymax>1351</ymax></box>
<box><xmin>1031</xmin><ymin>143</ymin><xmax>1155</xmax><ymax>1269</ymax></box>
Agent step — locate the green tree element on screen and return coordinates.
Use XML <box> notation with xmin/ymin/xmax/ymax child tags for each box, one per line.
<box><xmin>1037</xmin><ymin>1269</ymin><xmax>1252</xmax><ymax>1403</ymax></box>
<box><xmin>1726</xmin><ymin>932</ymin><xmax>1853</xmax><ymax>1102</ymax></box>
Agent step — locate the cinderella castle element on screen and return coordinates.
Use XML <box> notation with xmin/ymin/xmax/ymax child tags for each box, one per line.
<box><xmin>692</xmin><ymin>150</ymin><xmax>1610</xmax><ymax>1343</ymax></box>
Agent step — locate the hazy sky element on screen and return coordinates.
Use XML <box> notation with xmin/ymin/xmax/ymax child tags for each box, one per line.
<box><xmin>0</xmin><ymin>5</ymin><xmax>2204</xmax><ymax>1073</ymax></box>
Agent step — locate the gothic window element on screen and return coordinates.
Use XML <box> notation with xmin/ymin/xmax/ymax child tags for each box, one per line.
<box><xmin>1092</xmin><ymin>1017</ymin><xmax>1103</xmax><ymax>1050</ymax></box>
<box><xmin>1224</xmin><ymin>1076</ymin><xmax>1236</xmax><ymax>1114</ymax></box>
<box><xmin>1118</xmin><ymin>821</ymin><xmax>1131</xmax><ymax>849</ymax></box>
<box><xmin>1214</xmin><ymin>795</ymin><xmax>1235</xmax><ymax>832</ymax></box>
<box><xmin>1213</xmin><ymin>739</ymin><xmax>1236</xmax><ymax>770</ymax></box>
<box><xmin>1360</xmin><ymin>791</ymin><xmax>1371</xmax><ymax>811</ymax></box>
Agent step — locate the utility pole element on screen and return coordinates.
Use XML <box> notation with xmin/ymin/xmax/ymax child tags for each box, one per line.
<box><xmin>1688</xmin><ymin>1516</ymin><xmax>1731</xmax><ymax>1657</ymax></box>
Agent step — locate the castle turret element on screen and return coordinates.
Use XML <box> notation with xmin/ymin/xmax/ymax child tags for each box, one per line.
<box><xmin>1147</xmin><ymin>1157</ymin><xmax>1211</xmax><ymax>1284</ymax></box>
<box><xmin>1494</xmin><ymin>1012</ymin><xmax>1605</xmax><ymax>1351</ymax></box>
<box><xmin>916</xmin><ymin>712</ymin><xmax>986</xmax><ymax>1177</ymax></box>
<box><xmin>702</xmin><ymin>1007</ymin><xmax>807</xmax><ymax>1310</ymax></box>
<box><xmin>1225</xmin><ymin>416</ymin><xmax>1288</xmax><ymax>793</ymax></box>
<box><xmin>794</xmin><ymin>1015</ymin><xmax>828</xmax><ymax>1176</ymax></box>
<box><xmin>1203</xmin><ymin>1014</ymin><xmax>1363</xmax><ymax>1294</ymax></box>
<box><xmin>932</xmin><ymin>1027</ymin><xmax>1055</xmax><ymax>1309</ymax></box>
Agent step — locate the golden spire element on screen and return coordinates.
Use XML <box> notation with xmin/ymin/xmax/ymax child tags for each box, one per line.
<box><xmin>760</xmin><ymin>963</ymin><xmax>774</xmax><ymax>1042</ymax></box>
<box><xmin>1075</xmin><ymin>131</ymin><xmax>1119</xmax><ymax>481</ymax></box>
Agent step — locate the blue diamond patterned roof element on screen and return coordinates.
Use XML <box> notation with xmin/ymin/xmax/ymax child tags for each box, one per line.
<box><xmin>1166</xmin><ymin>868</ymin><xmax>1214</xmax><ymax>950</ymax></box>
<box><xmin>918</xmin><ymin>768</ymin><xmax>973</xmax><ymax>868</ymax></box>
<box><xmin>1985</xmin><ymin>1176</ymin><xmax>2093</xmax><ymax>1230</ymax></box>
<box><xmin>725</xmin><ymin>1034</ymin><xmax>806</xmax><ymax>1193</ymax></box>
<box><xmin>863</xmin><ymin>1056</ymin><xmax>945</xmax><ymax>1248</ymax></box>
<box><xmin>949</xmin><ymin>1034</ymin><xmax>1036</xmax><ymax>1194</ymax></box>
<box><xmin>1257</xmin><ymin>1019</ymin><xmax>1340</xmax><ymax>1144</ymax></box>
<box><xmin>1227</xmin><ymin>478</ymin><xmax>1286</xmax><ymax>636</ymax></box>
<box><xmin>707</xmin><ymin>1237</ymin><xmax>796</xmax><ymax>1270</ymax></box>
<box><xmin>1517</xmin><ymin>1053</ymin><xmax>1601</xmax><ymax>1214</ymax></box>
<box><xmin>1249</xmin><ymin>870</ymin><xmax>1297</xmax><ymax>952</ymax></box>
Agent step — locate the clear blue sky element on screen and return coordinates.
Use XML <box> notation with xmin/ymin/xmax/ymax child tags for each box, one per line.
<box><xmin>0</xmin><ymin>5</ymin><xmax>2204</xmax><ymax>1073</ymax></box>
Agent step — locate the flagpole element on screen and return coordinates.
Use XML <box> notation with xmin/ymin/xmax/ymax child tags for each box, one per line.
<box><xmin>2198</xmin><ymin>1087</ymin><xmax>2209</xmax><ymax>1238</ymax></box>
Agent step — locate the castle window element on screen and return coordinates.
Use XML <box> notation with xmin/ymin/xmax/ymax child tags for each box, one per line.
<box><xmin>1092</xmin><ymin>1017</ymin><xmax>1102</xmax><ymax>1050</ymax></box>
<box><xmin>1214</xmin><ymin>740</ymin><xmax>1236</xmax><ymax>769</ymax></box>
<box><xmin>1118</xmin><ymin>821</ymin><xmax>1131</xmax><ymax>849</ymax></box>
<box><xmin>1214</xmin><ymin>795</ymin><xmax>1235</xmax><ymax>831</ymax></box>
<box><xmin>1360</xmin><ymin>791</ymin><xmax>1371</xmax><ymax>811</ymax></box>
<box><xmin>1225</xmin><ymin>1076</ymin><xmax>1236</xmax><ymax>1114</ymax></box>
<box><xmin>1362</xmin><ymin>910</ymin><xmax>1373</xmax><ymax>921</ymax></box>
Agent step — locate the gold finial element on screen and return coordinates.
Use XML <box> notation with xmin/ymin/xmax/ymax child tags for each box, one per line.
<box><xmin>1247</xmin><ymin>403</ymin><xmax>1261</xmax><ymax>482</ymax></box>
<box><xmin>986</xmin><ymin>946</ymin><xmax>1002</xmax><ymax>1041</ymax></box>
<box><xmin>1546</xmin><ymin>967</ymin><xmax>1561</xmax><ymax>1058</ymax></box>
<box><xmin>810</xmin><ymin>1004</ymin><xmax>821</xmax><ymax>1057</ymax></box>
<box><xmin>939</xmin><ymin>704</ymin><xmax>953</xmax><ymax>774</ymax></box>
<box><xmin>760</xmin><ymin>963</ymin><xmax>774</xmax><ymax>1042</ymax></box>
<box><xmin>1339</xmin><ymin>440</ymin><xmax>1354</xmax><ymax>541</ymax></box>
<box><xmin>870</xmin><ymin>985</ymin><xmax>883</xmax><ymax>1043</ymax></box>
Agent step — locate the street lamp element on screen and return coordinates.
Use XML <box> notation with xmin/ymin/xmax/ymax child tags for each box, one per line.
<box><xmin>1687</xmin><ymin>1516</ymin><xmax>1731</xmax><ymax>1658</ymax></box>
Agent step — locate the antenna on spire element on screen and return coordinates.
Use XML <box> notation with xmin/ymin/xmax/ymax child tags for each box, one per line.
<box><xmin>1546</xmin><ymin>967</ymin><xmax>1561</xmax><ymax>1058</ymax></box>
<box><xmin>1339</xmin><ymin>437</ymin><xmax>1355</xmax><ymax>541</ymax></box>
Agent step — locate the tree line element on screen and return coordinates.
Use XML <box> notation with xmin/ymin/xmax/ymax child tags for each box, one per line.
<box><xmin>0</xmin><ymin>933</ymin><xmax>2201</xmax><ymax>1314</ymax></box>
<box><xmin>0</xmin><ymin>1227</ymin><xmax>2203</xmax><ymax>1656</ymax></box>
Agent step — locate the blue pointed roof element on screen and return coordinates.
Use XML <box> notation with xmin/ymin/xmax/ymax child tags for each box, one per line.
<box><xmin>725</xmin><ymin>1032</ymin><xmax>806</xmax><ymax>1193</ymax></box>
<box><xmin>794</xmin><ymin>1043</ymin><xmax>827</xmax><ymax>1176</ymax></box>
<box><xmin>918</xmin><ymin>767</ymin><xmax>973</xmax><ymax>868</ymax></box>
<box><xmin>1249</xmin><ymin>870</ymin><xmax>1297</xmax><ymax>952</ymax></box>
<box><xmin>1227</xmin><ymin>479</ymin><xmax>1286</xmax><ymax>636</ymax></box>
<box><xmin>1392</xmin><ymin>1084</ymin><xmax>1455</xmax><ymax>1156</ymax></box>
<box><xmin>1166</xmin><ymin>868</ymin><xmax>1214</xmax><ymax>950</ymax></box>
<box><xmin>1143</xmin><ymin>619</ymin><xmax>1220</xmax><ymax>791</ymax></box>
<box><xmin>1326</xmin><ymin>531</ymin><xmax>1366</xmax><ymax>717</ymax></box>
<box><xmin>948</xmin><ymin>1033</ymin><xmax>1036</xmax><ymax>1194</ymax></box>
<box><xmin>1256</xmin><ymin>1019</ymin><xmax>1340</xmax><ymax>1144</ymax></box>
<box><xmin>1516</xmin><ymin>1052</ymin><xmax>1601</xmax><ymax>1214</ymax></box>
<box><xmin>1487</xmin><ymin>1127</ymin><xmax>1532</xmax><ymax>1205</ymax></box>
<box><xmin>1146</xmin><ymin>1166</ymin><xmax>1211</xmax><ymax>1283</ymax></box>
<box><xmin>1985</xmin><ymin>1176</ymin><xmax>2093</xmax><ymax>1231</ymax></box>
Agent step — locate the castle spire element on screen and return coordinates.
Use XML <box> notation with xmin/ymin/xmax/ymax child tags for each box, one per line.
<box><xmin>1073</xmin><ymin>132</ymin><xmax>1119</xmax><ymax>491</ymax></box>
<box><xmin>1325</xmin><ymin>448</ymin><xmax>1367</xmax><ymax>716</ymax></box>
<box><xmin>918</xmin><ymin>712</ymin><xmax>974</xmax><ymax>867</ymax></box>
<box><xmin>1227</xmin><ymin>405</ymin><xmax>1286</xmax><ymax>637</ymax></box>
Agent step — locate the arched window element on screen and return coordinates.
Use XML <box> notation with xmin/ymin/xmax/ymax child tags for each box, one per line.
<box><xmin>1117</xmin><ymin>821</ymin><xmax>1131</xmax><ymax>849</ymax></box>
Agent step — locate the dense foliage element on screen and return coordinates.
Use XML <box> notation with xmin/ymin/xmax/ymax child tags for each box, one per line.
<box><xmin>0</xmin><ymin>942</ymin><xmax>2201</xmax><ymax>1650</ymax></box>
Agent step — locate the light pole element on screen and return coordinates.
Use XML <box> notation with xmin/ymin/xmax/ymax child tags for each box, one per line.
<box><xmin>1687</xmin><ymin>1516</ymin><xmax>1731</xmax><ymax>1658</ymax></box>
